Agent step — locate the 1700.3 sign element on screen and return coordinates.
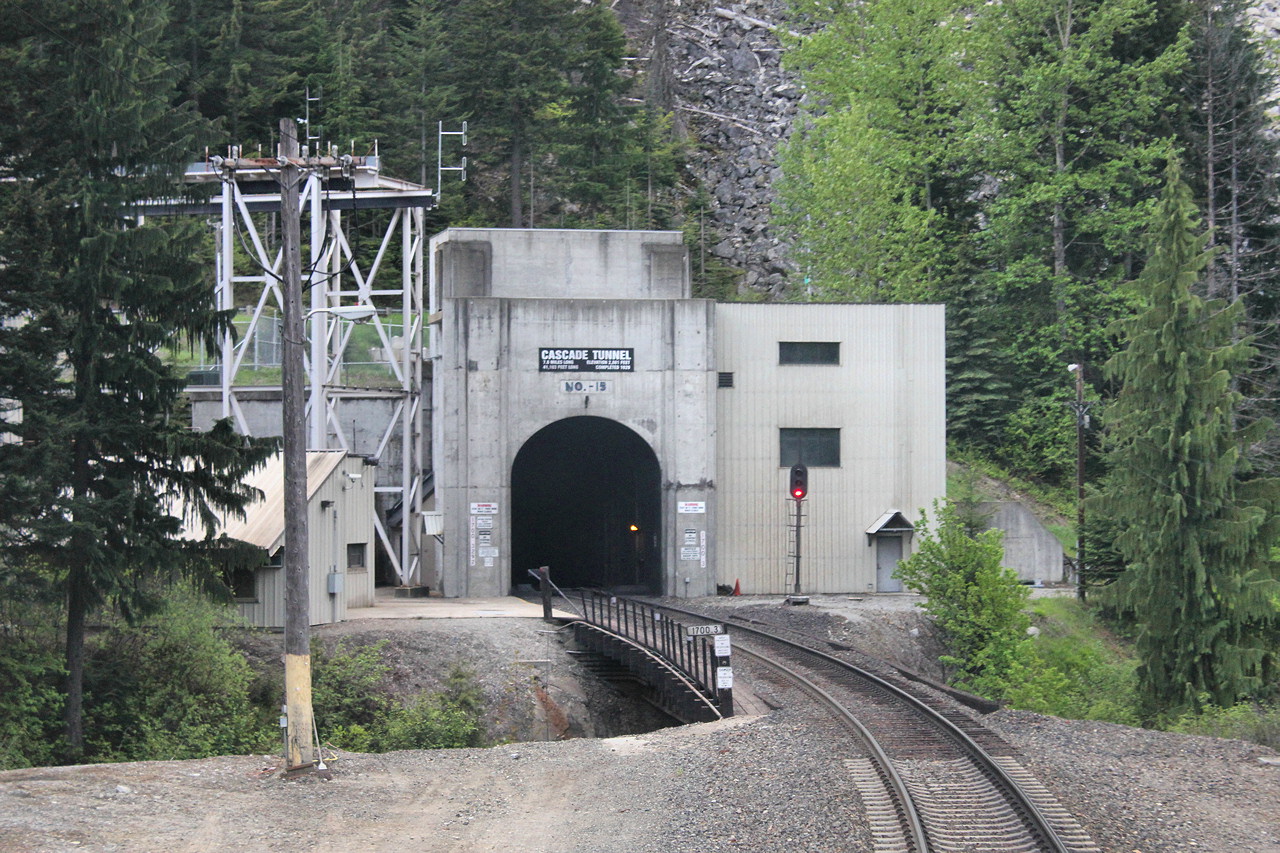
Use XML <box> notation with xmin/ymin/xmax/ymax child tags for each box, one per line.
<box><xmin>539</xmin><ymin>348</ymin><xmax>634</xmax><ymax>372</ymax></box>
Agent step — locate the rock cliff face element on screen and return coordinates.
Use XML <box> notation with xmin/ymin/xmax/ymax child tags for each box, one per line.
<box><xmin>621</xmin><ymin>0</ymin><xmax>799</xmax><ymax>295</ymax></box>
<box><xmin>1253</xmin><ymin>2</ymin><xmax>1280</xmax><ymax>39</ymax></box>
<box><xmin>623</xmin><ymin>1</ymin><xmax>1280</xmax><ymax>298</ymax></box>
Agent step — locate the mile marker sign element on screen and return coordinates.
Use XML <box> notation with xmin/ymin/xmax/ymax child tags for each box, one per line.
<box><xmin>686</xmin><ymin>623</ymin><xmax>724</xmax><ymax>637</ymax></box>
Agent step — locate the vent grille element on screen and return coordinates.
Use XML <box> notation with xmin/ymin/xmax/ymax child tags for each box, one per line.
<box><xmin>718</xmin><ymin>372</ymin><xmax>734</xmax><ymax>388</ymax></box>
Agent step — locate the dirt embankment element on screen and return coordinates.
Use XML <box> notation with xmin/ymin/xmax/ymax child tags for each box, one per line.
<box><xmin>2</xmin><ymin>598</ymin><xmax>1278</xmax><ymax>853</ymax></box>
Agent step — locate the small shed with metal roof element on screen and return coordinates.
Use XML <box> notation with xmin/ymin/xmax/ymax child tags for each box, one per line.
<box><xmin>193</xmin><ymin>450</ymin><xmax>376</xmax><ymax>628</ymax></box>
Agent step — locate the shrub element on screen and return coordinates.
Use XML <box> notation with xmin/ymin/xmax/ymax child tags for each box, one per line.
<box><xmin>311</xmin><ymin>638</ymin><xmax>395</xmax><ymax>733</ymax></box>
<box><xmin>381</xmin><ymin>693</ymin><xmax>482</xmax><ymax>751</ymax></box>
<box><xmin>895</xmin><ymin>501</ymin><xmax>1034</xmax><ymax>698</ymax></box>
<box><xmin>1011</xmin><ymin>597</ymin><xmax>1140</xmax><ymax>724</ymax></box>
<box><xmin>81</xmin><ymin>587</ymin><xmax>272</xmax><ymax>762</ymax></box>
<box><xmin>312</xmin><ymin>641</ymin><xmax>487</xmax><ymax>753</ymax></box>
<box><xmin>0</xmin><ymin>634</ymin><xmax>65</xmax><ymax>770</ymax></box>
<box><xmin>1168</xmin><ymin>701</ymin><xmax>1280</xmax><ymax>750</ymax></box>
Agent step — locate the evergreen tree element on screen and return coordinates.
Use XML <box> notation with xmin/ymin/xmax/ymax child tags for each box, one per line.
<box><xmin>441</xmin><ymin>0</ymin><xmax>578</xmax><ymax>226</ymax></box>
<box><xmin>0</xmin><ymin>0</ymin><xmax>274</xmax><ymax>756</ymax></box>
<box><xmin>1175</xmin><ymin>0</ymin><xmax>1280</xmax><ymax>471</ymax></box>
<box><xmin>1178</xmin><ymin>0</ymin><xmax>1280</xmax><ymax>307</ymax></box>
<box><xmin>380</xmin><ymin>0</ymin><xmax>458</xmax><ymax>187</ymax></box>
<box><xmin>1100</xmin><ymin>157</ymin><xmax>1280</xmax><ymax>718</ymax></box>
<box><xmin>972</xmin><ymin>0</ymin><xmax>1187</xmax><ymax>393</ymax></box>
<box><xmin>197</xmin><ymin>0</ymin><xmax>318</xmax><ymax>146</ymax></box>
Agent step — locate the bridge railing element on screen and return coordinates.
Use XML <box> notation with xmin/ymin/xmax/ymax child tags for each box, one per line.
<box><xmin>576</xmin><ymin>590</ymin><xmax>730</xmax><ymax>717</ymax></box>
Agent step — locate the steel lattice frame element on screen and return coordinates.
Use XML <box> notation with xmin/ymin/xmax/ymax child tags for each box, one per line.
<box><xmin>154</xmin><ymin>156</ymin><xmax>435</xmax><ymax>587</ymax></box>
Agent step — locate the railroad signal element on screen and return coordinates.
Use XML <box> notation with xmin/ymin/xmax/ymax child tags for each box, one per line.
<box><xmin>789</xmin><ymin>463</ymin><xmax>808</xmax><ymax>500</ymax></box>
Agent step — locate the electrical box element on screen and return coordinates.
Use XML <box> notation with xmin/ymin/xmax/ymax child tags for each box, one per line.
<box><xmin>327</xmin><ymin>572</ymin><xmax>344</xmax><ymax>595</ymax></box>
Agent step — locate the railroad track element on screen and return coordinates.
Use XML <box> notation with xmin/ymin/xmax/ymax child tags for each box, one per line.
<box><xmin>640</xmin><ymin>599</ymin><xmax>1100</xmax><ymax>853</ymax></box>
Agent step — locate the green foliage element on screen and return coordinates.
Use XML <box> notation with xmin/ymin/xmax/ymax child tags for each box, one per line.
<box><xmin>1100</xmin><ymin>158</ymin><xmax>1280</xmax><ymax>718</ymax></box>
<box><xmin>312</xmin><ymin>638</ymin><xmax>396</xmax><ymax>731</ymax></box>
<box><xmin>381</xmin><ymin>694</ymin><xmax>483</xmax><ymax>751</ymax></box>
<box><xmin>780</xmin><ymin>0</ymin><xmax>1197</xmax><ymax>473</ymax></box>
<box><xmin>1011</xmin><ymin>597</ymin><xmax>1140</xmax><ymax>724</ymax></box>
<box><xmin>1168</xmin><ymin>701</ymin><xmax>1280</xmax><ymax>751</ymax></box>
<box><xmin>779</xmin><ymin>0</ymin><xmax>973</xmax><ymax>302</ymax></box>
<box><xmin>0</xmin><ymin>623</ymin><xmax>65</xmax><ymax>770</ymax></box>
<box><xmin>895</xmin><ymin>501</ymin><xmax>1034</xmax><ymax>697</ymax></box>
<box><xmin>948</xmin><ymin>446</ymin><xmax>1075</xmax><ymax>520</ymax></box>
<box><xmin>998</xmin><ymin>391</ymin><xmax>1077</xmax><ymax>487</ymax></box>
<box><xmin>80</xmin><ymin>589</ymin><xmax>271</xmax><ymax>762</ymax></box>
<box><xmin>0</xmin><ymin>0</ymin><xmax>276</xmax><ymax>755</ymax></box>
<box><xmin>312</xmin><ymin>641</ymin><xmax>485</xmax><ymax>752</ymax></box>
<box><xmin>945</xmin><ymin>467</ymin><xmax>996</xmax><ymax>536</ymax></box>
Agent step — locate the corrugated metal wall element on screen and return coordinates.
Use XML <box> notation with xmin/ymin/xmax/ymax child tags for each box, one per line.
<box><xmin>238</xmin><ymin>564</ymin><xmax>282</xmax><ymax>628</ymax></box>
<box><xmin>236</xmin><ymin>452</ymin><xmax>376</xmax><ymax>628</ymax></box>
<box><xmin>715</xmin><ymin>304</ymin><xmax>946</xmax><ymax>594</ymax></box>
<box><xmin>309</xmin><ymin>455</ymin><xmax>377</xmax><ymax>619</ymax></box>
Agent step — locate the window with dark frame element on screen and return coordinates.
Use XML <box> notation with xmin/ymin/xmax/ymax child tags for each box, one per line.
<box><xmin>229</xmin><ymin>567</ymin><xmax>257</xmax><ymax>601</ymax></box>
<box><xmin>779</xmin><ymin>341</ymin><xmax>840</xmax><ymax>365</ymax></box>
<box><xmin>779</xmin><ymin>428</ymin><xmax>841</xmax><ymax>467</ymax></box>
<box><xmin>347</xmin><ymin>543</ymin><xmax>367</xmax><ymax>570</ymax></box>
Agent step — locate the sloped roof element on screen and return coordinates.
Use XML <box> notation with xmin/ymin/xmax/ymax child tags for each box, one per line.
<box><xmin>865</xmin><ymin>510</ymin><xmax>914</xmax><ymax>536</ymax></box>
<box><xmin>182</xmin><ymin>450</ymin><xmax>347</xmax><ymax>552</ymax></box>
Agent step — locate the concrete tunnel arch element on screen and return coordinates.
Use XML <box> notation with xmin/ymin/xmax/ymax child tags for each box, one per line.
<box><xmin>511</xmin><ymin>416</ymin><xmax>662</xmax><ymax>593</ymax></box>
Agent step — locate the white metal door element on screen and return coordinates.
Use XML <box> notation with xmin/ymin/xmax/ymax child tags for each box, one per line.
<box><xmin>876</xmin><ymin>534</ymin><xmax>903</xmax><ymax>592</ymax></box>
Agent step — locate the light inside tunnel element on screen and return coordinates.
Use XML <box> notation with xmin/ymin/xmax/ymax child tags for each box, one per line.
<box><xmin>511</xmin><ymin>416</ymin><xmax>661</xmax><ymax>593</ymax></box>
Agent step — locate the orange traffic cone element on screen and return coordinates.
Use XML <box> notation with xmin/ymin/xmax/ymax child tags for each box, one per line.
<box><xmin>732</xmin><ymin>579</ymin><xmax>741</xmax><ymax>596</ymax></box>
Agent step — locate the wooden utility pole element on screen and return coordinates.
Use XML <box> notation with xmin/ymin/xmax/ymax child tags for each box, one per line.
<box><xmin>1069</xmin><ymin>363</ymin><xmax>1091</xmax><ymax>602</ymax></box>
<box><xmin>280</xmin><ymin>118</ymin><xmax>316</xmax><ymax>771</ymax></box>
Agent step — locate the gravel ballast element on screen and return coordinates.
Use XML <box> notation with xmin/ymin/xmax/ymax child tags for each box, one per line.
<box><xmin>2</xmin><ymin>595</ymin><xmax>1278</xmax><ymax>852</ymax></box>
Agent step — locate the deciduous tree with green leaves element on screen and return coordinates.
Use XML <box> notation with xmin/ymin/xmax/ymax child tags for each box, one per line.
<box><xmin>971</xmin><ymin>0</ymin><xmax>1187</xmax><ymax>481</ymax></box>
<box><xmin>895</xmin><ymin>501</ymin><xmax>1033</xmax><ymax>697</ymax></box>
<box><xmin>0</xmin><ymin>0</ymin><xmax>274</xmax><ymax>757</ymax></box>
<box><xmin>1099</xmin><ymin>157</ymin><xmax>1280</xmax><ymax>719</ymax></box>
<box><xmin>780</xmin><ymin>0</ymin><xmax>976</xmax><ymax>301</ymax></box>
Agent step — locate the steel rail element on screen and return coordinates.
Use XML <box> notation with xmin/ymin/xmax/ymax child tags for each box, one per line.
<box><xmin>644</xmin><ymin>599</ymin><xmax>1075</xmax><ymax>853</ymax></box>
<box><xmin>732</xmin><ymin>642</ymin><xmax>929</xmax><ymax>853</ymax></box>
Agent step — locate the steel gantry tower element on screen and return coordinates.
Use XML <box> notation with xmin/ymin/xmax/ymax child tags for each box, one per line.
<box><xmin>147</xmin><ymin>149</ymin><xmax>437</xmax><ymax>588</ymax></box>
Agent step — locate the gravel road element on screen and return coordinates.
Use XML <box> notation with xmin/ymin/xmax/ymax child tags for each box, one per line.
<box><xmin>1</xmin><ymin>594</ymin><xmax>1277</xmax><ymax>852</ymax></box>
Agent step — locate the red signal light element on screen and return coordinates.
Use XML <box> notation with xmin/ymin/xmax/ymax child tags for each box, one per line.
<box><xmin>789</xmin><ymin>464</ymin><xmax>808</xmax><ymax>500</ymax></box>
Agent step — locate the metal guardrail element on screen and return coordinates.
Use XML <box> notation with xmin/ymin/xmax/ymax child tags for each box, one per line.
<box><xmin>575</xmin><ymin>590</ymin><xmax>731</xmax><ymax>720</ymax></box>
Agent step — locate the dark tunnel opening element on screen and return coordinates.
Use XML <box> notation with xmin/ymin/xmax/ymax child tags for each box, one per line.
<box><xmin>511</xmin><ymin>416</ymin><xmax>662</xmax><ymax>593</ymax></box>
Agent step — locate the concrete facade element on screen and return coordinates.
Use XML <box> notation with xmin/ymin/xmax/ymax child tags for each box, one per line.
<box><xmin>430</xmin><ymin>229</ymin><xmax>717</xmax><ymax>598</ymax></box>
<box><xmin>191</xmin><ymin>227</ymin><xmax>947</xmax><ymax>602</ymax></box>
<box><xmin>428</xmin><ymin>228</ymin><xmax>946</xmax><ymax>599</ymax></box>
<box><xmin>979</xmin><ymin>501</ymin><xmax>1066</xmax><ymax>585</ymax></box>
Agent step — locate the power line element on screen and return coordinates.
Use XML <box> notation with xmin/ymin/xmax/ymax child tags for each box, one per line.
<box><xmin>11</xmin><ymin>3</ymin><xmax>174</xmax><ymax>99</ymax></box>
<box><xmin>66</xmin><ymin>0</ymin><xmax>191</xmax><ymax>83</ymax></box>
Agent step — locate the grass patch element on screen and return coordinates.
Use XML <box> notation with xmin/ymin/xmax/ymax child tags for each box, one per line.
<box><xmin>1168</xmin><ymin>703</ymin><xmax>1280</xmax><ymax>751</ymax></box>
<box><xmin>1003</xmin><ymin>596</ymin><xmax>1139</xmax><ymax>725</ymax></box>
<box><xmin>949</xmin><ymin>444</ymin><xmax>1074</xmax><ymax>520</ymax></box>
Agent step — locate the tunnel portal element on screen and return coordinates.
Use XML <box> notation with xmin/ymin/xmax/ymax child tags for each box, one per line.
<box><xmin>511</xmin><ymin>416</ymin><xmax>661</xmax><ymax>593</ymax></box>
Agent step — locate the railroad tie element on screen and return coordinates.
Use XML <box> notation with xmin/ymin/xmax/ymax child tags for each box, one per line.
<box><xmin>990</xmin><ymin>756</ymin><xmax>1103</xmax><ymax>853</ymax></box>
<box><xmin>844</xmin><ymin>758</ymin><xmax>912</xmax><ymax>853</ymax></box>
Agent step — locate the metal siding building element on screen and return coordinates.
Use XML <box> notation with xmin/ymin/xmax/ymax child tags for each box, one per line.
<box><xmin>428</xmin><ymin>229</ymin><xmax>945</xmax><ymax>599</ymax></box>
<box><xmin>190</xmin><ymin>450</ymin><xmax>376</xmax><ymax>627</ymax></box>
<box><xmin>715</xmin><ymin>303</ymin><xmax>946</xmax><ymax>594</ymax></box>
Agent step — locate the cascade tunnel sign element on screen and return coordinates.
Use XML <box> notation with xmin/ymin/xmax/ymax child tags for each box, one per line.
<box><xmin>539</xmin><ymin>348</ymin><xmax>634</xmax><ymax>372</ymax></box>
